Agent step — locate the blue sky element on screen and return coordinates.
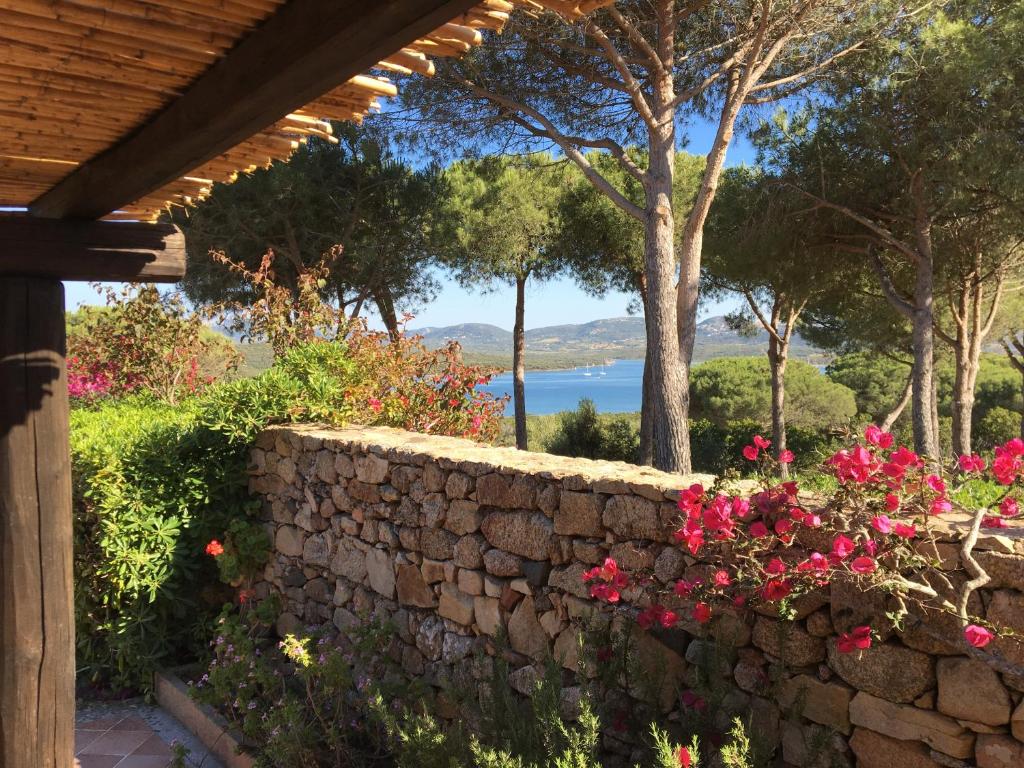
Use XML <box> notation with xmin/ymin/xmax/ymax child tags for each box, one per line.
<box><xmin>64</xmin><ymin>116</ymin><xmax>752</xmax><ymax>330</ymax></box>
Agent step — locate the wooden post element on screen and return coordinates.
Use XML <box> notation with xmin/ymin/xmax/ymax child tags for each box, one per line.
<box><xmin>0</xmin><ymin>278</ymin><xmax>75</xmax><ymax>768</ymax></box>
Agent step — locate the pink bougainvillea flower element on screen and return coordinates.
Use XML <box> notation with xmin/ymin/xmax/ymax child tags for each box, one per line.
<box><xmin>660</xmin><ymin>609</ymin><xmax>679</xmax><ymax>629</ymax></box>
<box><xmin>871</xmin><ymin>515</ymin><xmax>892</xmax><ymax>535</ymax></box>
<box><xmin>765</xmin><ymin>557</ymin><xmax>787</xmax><ymax>575</ymax></box>
<box><xmin>797</xmin><ymin>552</ymin><xmax>829</xmax><ymax>574</ymax></box>
<box><xmin>802</xmin><ymin>512</ymin><xmax>822</xmax><ymax>528</ymax></box>
<box><xmin>862</xmin><ymin>539</ymin><xmax>879</xmax><ymax>556</ymax></box>
<box><xmin>831</xmin><ymin>535</ymin><xmax>856</xmax><ymax>560</ymax></box>
<box><xmin>677</xmin><ymin>746</ymin><xmax>691</xmax><ymax>768</ymax></box>
<box><xmin>930</xmin><ymin>498</ymin><xmax>952</xmax><ymax>516</ymax></box>
<box><xmin>864</xmin><ymin>425</ymin><xmax>893</xmax><ymax>448</ymax></box>
<box><xmin>753</xmin><ymin>434</ymin><xmax>771</xmax><ymax>450</ymax></box>
<box><xmin>774</xmin><ymin>518</ymin><xmax>794</xmax><ymax>536</ymax></box>
<box><xmin>837</xmin><ymin>625</ymin><xmax>872</xmax><ymax>653</ymax></box>
<box><xmin>850</xmin><ymin>556</ymin><xmax>877</xmax><ymax>574</ymax></box>
<box><xmin>692</xmin><ymin>602</ymin><xmax>712</xmax><ymax>624</ymax></box>
<box><xmin>924</xmin><ymin>474</ymin><xmax>946</xmax><ymax>494</ymax></box>
<box><xmin>957</xmin><ymin>454</ymin><xmax>987</xmax><ymax>473</ymax></box>
<box><xmin>1000</xmin><ymin>497</ymin><xmax>1019</xmax><ymax>518</ymax></box>
<box><xmin>884</xmin><ymin>493</ymin><xmax>901</xmax><ymax>512</ymax></box>
<box><xmin>964</xmin><ymin>624</ymin><xmax>994</xmax><ymax>648</ymax></box>
<box><xmin>713</xmin><ymin>570</ymin><xmax>731</xmax><ymax>588</ymax></box>
<box><xmin>981</xmin><ymin>516</ymin><xmax>1008</xmax><ymax>529</ymax></box>
<box><xmin>205</xmin><ymin>540</ymin><xmax>224</xmax><ymax>557</ymax></box>
<box><xmin>890</xmin><ymin>446</ymin><xmax>920</xmax><ymax>467</ymax></box>
<box><xmin>778</xmin><ymin>449</ymin><xmax>795</xmax><ymax>464</ymax></box>
<box><xmin>893</xmin><ymin>522</ymin><xmax>917</xmax><ymax>539</ymax></box>
<box><xmin>675</xmin><ymin>579</ymin><xmax>695</xmax><ymax>597</ymax></box>
<box><xmin>749</xmin><ymin>520</ymin><xmax>769</xmax><ymax>538</ymax></box>
<box><xmin>762</xmin><ymin>578</ymin><xmax>793</xmax><ymax>602</ymax></box>
<box><xmin>742</xmin><ymin>444</ymin><xmax>760</xmax><ymax>461</ymax></box>
<box><xmin>368</xmin><ymin>397</ymin><xmax>384</xmax><ymax>413</ymax></box>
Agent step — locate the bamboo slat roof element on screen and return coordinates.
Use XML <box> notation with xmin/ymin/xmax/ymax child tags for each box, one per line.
<box><xmin>0</xmin><ymin>0</ymin><xmax>610</xmax><ymax>221</ymax></box>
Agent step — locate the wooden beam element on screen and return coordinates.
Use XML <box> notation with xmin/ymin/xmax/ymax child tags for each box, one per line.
<box><xmin>0</xmin><ymin>218</ymin><xmax>185</xmax><ymax>282</ymax></box>
<box><xmin>0</xmin><ymin>278</ymin><xmax>75</xmax><ymax>768</ymax></box>
<box><xmin>29</xmin><ymin>0</ymin><xmax>479</xmax><ymax>220</ymax></box>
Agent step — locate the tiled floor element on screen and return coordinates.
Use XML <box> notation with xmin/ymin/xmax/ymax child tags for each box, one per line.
<box><xmin>75</xmin><ymin>714</ymin><xmax>177</xmax><ymax>768</ymax></box>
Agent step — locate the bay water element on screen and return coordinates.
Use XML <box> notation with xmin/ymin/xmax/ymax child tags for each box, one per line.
<box><xmin>478</xmin><ymin>359</ymin><xmax>644</xmax><ymax>415</ymax></box>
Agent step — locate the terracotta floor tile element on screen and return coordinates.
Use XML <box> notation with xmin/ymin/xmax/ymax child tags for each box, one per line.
<box><xmin>79</xmin><ymin>730</ymin><xmax>152</xmax><ymax>756</ymax></box>
<box><xmin>76</xmin><ymin>729</ymin><xmax>104</xmax><ymax>754</ymax></box>
<box><xmin>114</xmin><ymin>756</ymin><xmax>172</xmax><ymax>768</ymax></box>
<box><xmin>75</xmin><ymin>755</ymin><xmax>123</xmax><ymax>768</ymax></box>
<box><xmin>111</xmin><ymin>716</ymin><xmax>151</xmax><ymax>731</ymax></box>
<box><xmin>131</xmin><ymin>733</ymin><xmax>173</xmax><ymax>757</ymax></box>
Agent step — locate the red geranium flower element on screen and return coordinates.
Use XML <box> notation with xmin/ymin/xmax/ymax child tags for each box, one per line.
<box><xmin>205</xmin><ymin>540</ymin><xmax>224</xmax><ymax>557</ymax></box>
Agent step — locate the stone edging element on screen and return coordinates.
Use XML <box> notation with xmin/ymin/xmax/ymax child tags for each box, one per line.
<box><xmin>154</xmin><ymin>670</ymin><xmax>253</xmax><ymax>768</ymax></box>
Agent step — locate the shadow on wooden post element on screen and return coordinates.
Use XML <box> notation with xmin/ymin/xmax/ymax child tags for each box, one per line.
<box><xmin>0</xmin><ymin>277</ymin><xmax>75</xmax><ymax>768</ymax></box>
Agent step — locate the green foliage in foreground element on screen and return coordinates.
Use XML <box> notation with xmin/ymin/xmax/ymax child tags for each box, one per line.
<box><xmin>72</xmin><ymin>340</ymin><xmax>502</xmax><ymax>691</ymax></box>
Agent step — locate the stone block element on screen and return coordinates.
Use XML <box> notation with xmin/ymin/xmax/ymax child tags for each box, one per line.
<box><xmin>476</xmin><ymin>473</ymin><xmax>514</xmax><ymax>507</ymax></box>
<box><xmin>602</xmin><ymin>495</ymin><xmax>661</xmax><ymax>540</ymax></box>
<box><xmin>849</xmin><ymin>727</ymin><xmax>943</xmax><ymax>768</ymax></box>
<box><xmin>975</xmin><ymin>734</ymin><xmax>1024</xmax><ymax>768</ymax></box>
<box><xmin>779</xmin><ymin>674</ymin><xmax>854</xmax><ymax>734</ymax></box>
<box><xmin>474</xmin><ymin>596</ymin><xmax>502</xmax><ymax>636</ymax></box>
<box><xmin>445</xmin><ymin>471</ymin><xmax>472</xmax><ymax>499</ymax></box>
<box><xmin>453</xmin><ymin>533</ymin><xmax>488</xmax><ymax>569</ymax></box>
<box><xmin>396</xmin><ymin>563</ymin><xmax>436</xmax><ymax>607</ymax></box>
<box><xmin>421</xmin><ymin>528</ymin><xmax>458</xmax><ymax>560</ymax></box>
<box><xmin>508</xmin><ymin>596</ymin><xmax>548</xmax><ymax>660</ymax></box>
<box><xmin>276</xmin><ymin>526</ymin><xmax>304</xmax><ymax>557</ymax></box>
<box><xmin>936</xmin><ymin>657</ymin><xmax>1011</xmax><ymax>726</ymax></box>
<box><xmin>827</xmin><ymin>638</ymin><xmax>935</xmax><ymax>703</ymax></box>
<box><xmin>354</xmin><ymin>454</ymin><xmax>388</xmax><ymax>484</ymax></box>
<box><xmin>480</xmin><ymin>511</ymin><xmax>553</xmax><ymax>560</ymax></box>
<box><xmin>421</xmin><ymin>558</ymin><xmax>446</xmax><ymax>584</ymax></box>
<box><xmin>849</xmin><ymin>692</ymin><xmax>975</xmax><ymax>759</ymax></box>
<box><xmin>458</xmin><ymin>569</ymin><xmax>484</xmax><ymax>596</ymax></box>
<box><xmin>751</xmin><ymin>616</ymin><xmax>826</xmax><ymax>667</ymax></box>
<box><xmin>314</xmin><ymin>450</ymin><xmax>337</xmax><ymax>483</ymax></box>
<box><xmin>331</xmin><ymin>542</ymin><xmax>367</xmax><ymax>583</ymax></box>
<box><xmin>438</xmin><ymin>583</ymin><xmax>474</xmax><ymax>626</ymax></box>
<box><xmin>555</xmin><ymin>491</ymin><xmax>605</xmax><ymax>536</ymax></box>
<box><xmin>445</xmin><ymin>499</ymin><xmax>483</xmax><ymax>535</ymax></box>
<box><xmin>302</xmin><ymin>532</ymin><xmax>332</xmax><ymax>568</ymax></box>
<box><xmin>483</xmin><ymin>548</ymin><xmax>523</xmax><ymax>577</ymax></box>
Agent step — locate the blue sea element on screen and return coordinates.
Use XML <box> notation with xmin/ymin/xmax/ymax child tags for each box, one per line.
<box><xmin>478</xmin><ymin>359</ymin><xmax>644</xmax><ymax>415</ymax></box>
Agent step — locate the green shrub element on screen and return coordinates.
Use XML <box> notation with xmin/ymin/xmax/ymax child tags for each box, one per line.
<box><xmin>690</xmin><ymin>357</ymin><xmax>856</xmax><ymax>429</ymax></box>
<box><xmin>72</xmin><ymin>398</ymin><xmax>259</xmax><ymax>691</ymax></box>
<box><xmin>73</xmin><ymin>337</ymin><xmax>506</xmax><ymax>692</ymax></box>
<box><xmin>975</xmin><ymin>406</ymin><xmax>1022</xmax><ymax>450</ymax></box>
<box><xmin>689</xmin><ymin>419</ymin><xmax>842</xmax><ymax>475</ymax></box>
<box><xmin>544</xmin><ymin>399</ymin><xmax>640</xmax><ymax>463</ymax></box>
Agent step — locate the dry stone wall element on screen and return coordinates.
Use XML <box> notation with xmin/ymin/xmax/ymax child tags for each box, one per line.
<box><xmin>249</xmin><ymin>424</ymin><xmax>1024</xmax><ymax>768</ymax></box>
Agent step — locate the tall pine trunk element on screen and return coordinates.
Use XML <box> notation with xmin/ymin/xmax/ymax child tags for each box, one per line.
<box><xmin>638</xmin><ymin>283</ymin><xmax>655</xmax><ymax>466</ymax></box>
<box><xmin>768</xmin><ymin>333</ymin><xmax>789</xmax><ymax>479</ymax></box>
<box><xmin>642</xmin><ymin>4</ymin><xmax>690</xmax><ymax>473</ymax></box>
<box><xmin>910</xmin><ymin>209</ymin><xmax>940</xmax><ymax>458</ymax></box>
<box><xmin>513</xmin><ymin>275</ymin><xmax>528</xmax><ymax>450</ymax></box>
<box><xmin>951</xmin><ymin>342</ymin><xmax>980</xmax><ymax>456</ymax></box>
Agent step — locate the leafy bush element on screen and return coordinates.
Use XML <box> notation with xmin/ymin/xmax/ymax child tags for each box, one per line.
<box><xmin>690</xmin><ymin>357</ymin><xmax>856</xmax><ymax>428</ymax></box>
<box><xmin>72</xmin><ymin>398</ymin><xmax>258</xmax><ymax>691</ymax></box>
<box><xmin>689</xmin><ymin>419</ymin><xmax>842</xmax><ymax>475</ymax></box>
<box><xmin>73</xmin><ymin>335</ymin><xmax>505</xmax><ymax>691</ymax></box>
<box><xmin>544</xmin><ymin>399</ymin><xmax>640</xmax><ymax>463</ymax></box>
<box><xmin>976</xmin><ymin>406</ymin><xmax>1022</xmax><ymax>450</ymax></box>
<box><xmin>826</xmin><ymin>352</ymin><xmax>910</xmax><ymax>425</ymax></box>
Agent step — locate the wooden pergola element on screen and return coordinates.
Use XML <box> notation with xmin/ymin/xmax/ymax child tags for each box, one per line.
<box><xmin>0</xmin><ymin>2</ymin><xmax>609</xmax><ymax>765</ymax></box>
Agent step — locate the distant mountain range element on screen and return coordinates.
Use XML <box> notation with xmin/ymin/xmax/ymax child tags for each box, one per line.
<box><xmin>413</xmin><ymin>315</ymin><xmax>824</xmax><ymax>365</ymax></box>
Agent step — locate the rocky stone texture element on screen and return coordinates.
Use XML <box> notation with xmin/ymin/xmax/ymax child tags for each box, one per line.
<box><xmin>250</xmin><ymin>424</ymin><xmax>1024</xmax><ymax>768</ymax></box>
